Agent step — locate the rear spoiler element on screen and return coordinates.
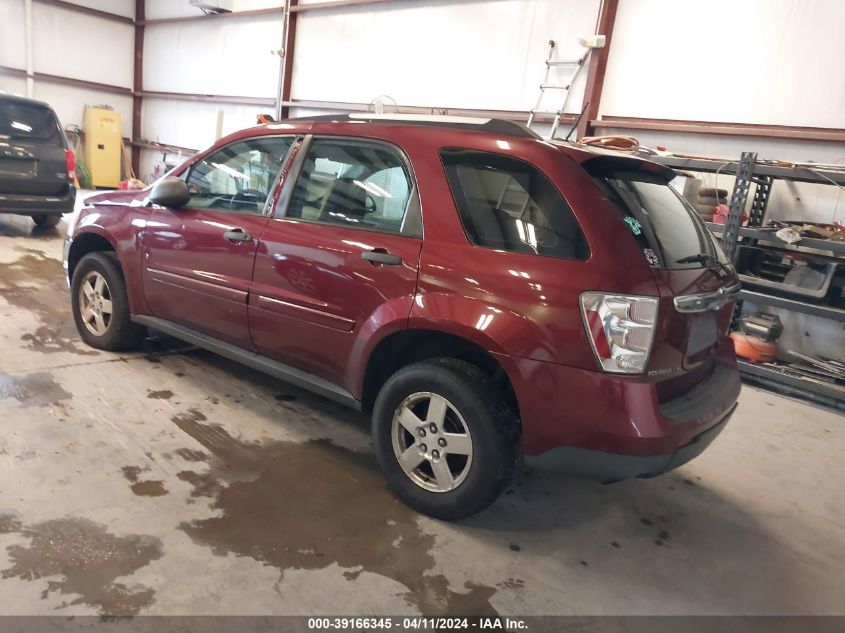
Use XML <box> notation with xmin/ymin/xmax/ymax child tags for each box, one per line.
<box><xmin>580</xmin><ymin>155</ymin><xmax>677</xmax><ymax>183</ymax></box>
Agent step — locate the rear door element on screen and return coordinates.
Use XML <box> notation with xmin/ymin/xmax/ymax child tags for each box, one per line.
<box><xmin>249</xmin><ymin>135</ymin><xmax>422</xmax><ymax>389</ymax></box>
<box><xmin>142</xmin><ymin>135</ymin><xmax>295</xmax><ymax>349</ymax></box>
<box><xmin>584</xmin><ymin>157</ymin><xmax>739</xmax><ymax>373</ymax></box>
<box><xmin>0</xmin><ymin>99</ymin><xmax>69</xmax><ymax>196</ymax></box>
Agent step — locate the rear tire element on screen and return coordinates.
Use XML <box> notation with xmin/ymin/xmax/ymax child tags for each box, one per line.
<box><xmin>31</xmin><ymin>214</ymin><xmax>62</xmax><ymax>228</ymax></box>
<box><xmin>372</xmin><ymin>358</ymin><xmax>518</xmax><ymax>520</ymax></box>
<box><xmin>71</xmin><ymin>252</ymin><xmax>146</xmax><ymax>351</ymax></box>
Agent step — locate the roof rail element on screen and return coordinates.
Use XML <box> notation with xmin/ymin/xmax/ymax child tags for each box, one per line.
<box><xmin>292</xmin><ymin>113</ymin><xmax>542</xmax><ymax>140</ymax></box>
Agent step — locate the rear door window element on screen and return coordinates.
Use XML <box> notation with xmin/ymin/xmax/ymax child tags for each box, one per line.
<box><xmin>584</xmin><ymin>157</ymin><xmax>728</xmax><ymax>270</ymax></box>
<box><xmin>0</xmin><ymin>101</ymin><xmax>62</xmax><ymax>144</ymax></box>
<box><xmin>440</xmin><ymin>149</ymin><xmax>588</xmax><ymax>260</ymax></box>
<box><xmin>284</xmin><ymin>138</ymin><xmax>416</xmax><ymax>236</ymax></box>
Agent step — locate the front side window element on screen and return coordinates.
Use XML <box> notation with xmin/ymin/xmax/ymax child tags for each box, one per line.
<box><xmin>440</xmin><ymin>149</ymin><xmax>589</xmax><ymax>260</ymax></box>
<box><xmin>185</xmin><ymin>136</ymin><xmax>294</xmax><ymax>214</ymax></box>
<box><xmin>285</xmin><ymin>138</ymin><xmax>414</xmax><ymax>235</ymax></box>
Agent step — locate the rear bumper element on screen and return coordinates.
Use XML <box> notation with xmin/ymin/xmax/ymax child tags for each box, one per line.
<box><xmin>495</xmin><ymin>344</ymin><xmax>740</xmax><ymax>479</ymax></box>
<box><xmin>527</xmin><ymin>403</ymin><xmax>734</xmax><ymax>482</ymax></box>
<box><xmin>0</xmin><ymin>186</ymin><xmax>75</xmax><ymax>215</ymax></box>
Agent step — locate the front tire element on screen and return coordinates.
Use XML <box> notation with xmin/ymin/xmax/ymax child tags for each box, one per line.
<box><xmin>71</xmin><ymin>252</ymin><xmax>146</xmax><ymax>350</ymax></box>
<box><xmin>32</xmin><ymin>214</ymin><xmax>62</xmax><ymax>228</ymax></box>
<box><xmin>372</xmin><ymin>358</ymin><xmax>518</xmax><ymax>520</ymax></box>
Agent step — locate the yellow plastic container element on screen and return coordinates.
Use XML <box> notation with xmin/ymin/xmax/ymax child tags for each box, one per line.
<box><xmin>83</xmin><ymin>106</ymin><xmax>122</xmax><ymax>188</ymax></box>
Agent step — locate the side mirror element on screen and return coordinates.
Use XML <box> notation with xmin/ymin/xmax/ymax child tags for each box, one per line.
<box><xmin>149</xmin><ymin>176</ymin><xmax>190</xmax><ymax>209</ymax></box>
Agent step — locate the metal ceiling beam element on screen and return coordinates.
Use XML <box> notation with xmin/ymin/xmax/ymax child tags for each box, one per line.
<box><xmin>591</xmin><ymin>116</ymin><xmax>845</xmax><ymax>144</ymax></box>
<box><xmin>576</xmin><ymin>0</ymin><xmax>618</xmax><ymax>140</ymax></box>
<box><xmin>277</xmin><ymin>0</ymin><xmax>298</xmax><ymax>120</ymax></box>
<box><xmin>34</xmin><ymin>0</ymin><xmax>134</xmax><ymax>24</ymax></box>
<box><xmin>141</xmin><ymin>1</ymin><xmax>418</xmax><ymax>26</ymax></box>
<box><xmin>278</xmin><ymin>98</ymin><xmax>572</xmax><ymax>125</ymax></box>
<box><xmin>0</xmin><ymin>65</ymin><xmax>132</xmax><ymax>96</ymax></box>
<box><xmin>132</xmin><ymin>0</ymin><xmax>145</xmax><ymax>175</ymax></box>
<box><xmin>139</xmin><ymin>91</ymin><xmax>276</xmax><ymax>107</ymax></box>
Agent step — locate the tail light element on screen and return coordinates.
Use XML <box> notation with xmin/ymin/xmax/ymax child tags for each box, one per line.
<box><xmin>580</xmin><ymin>292</ymin><xmax>659</xmax><ymax>374</ymax></box>
<box><xmin>64</xmin><ymin>148</ymin><xmax>76</xmax><ymax>182</ymax></box>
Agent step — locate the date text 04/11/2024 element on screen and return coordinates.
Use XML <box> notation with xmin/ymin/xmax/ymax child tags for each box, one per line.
<box><xmin>306</xmin><ymin>617</ymin><xmax>528</xmax><ymax>630</ymax></box>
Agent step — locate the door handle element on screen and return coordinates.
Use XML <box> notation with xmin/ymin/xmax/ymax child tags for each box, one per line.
<box><xmin>223</xmin><ymin>228</ymin><xmax>253</xmax><ymax>243</ymax></box>
<box><xmin>361</xmin><ymin>249</ymin><xmax>402</xmax><ymax>266</ymax></box>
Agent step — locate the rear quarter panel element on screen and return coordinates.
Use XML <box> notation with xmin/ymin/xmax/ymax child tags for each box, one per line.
<box><xmin>398</xmin><ymin>130</ymin><xmax>660</xmax><ymax>370</ymax></box>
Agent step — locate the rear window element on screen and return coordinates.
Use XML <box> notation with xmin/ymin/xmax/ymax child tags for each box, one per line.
<box><xmin>0</xmin><ymin>101</ymin><xmax>61</xmax><ymax>143</ymax></box>
<box><xmin>440</xmin><ymin>149</ymin><xmax>588</xmax><ymax>260</ymax></box>
<box><xmin>585</xmin><ymin>158</ymin><xmax>728</xmax><ymax>270</ymax></box>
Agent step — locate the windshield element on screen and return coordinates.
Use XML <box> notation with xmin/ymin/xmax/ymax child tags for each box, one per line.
<box><xmin>586</xmin><ymin>161</ymin><xmax>728</xmax><ymax>270</ymax></box>
<box><xmin>0</xmin><ymin>101</ymin><xmax>62</xmax><ymax>143</ymax></box>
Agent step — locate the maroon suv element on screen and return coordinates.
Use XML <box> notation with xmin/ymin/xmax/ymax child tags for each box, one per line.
<box><xmin>64</xmin><ymin>115</ymin><xmax>741</xmax><ymax>519</ymax></box>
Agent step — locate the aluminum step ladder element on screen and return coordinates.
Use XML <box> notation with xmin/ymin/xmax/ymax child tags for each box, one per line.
<box><xmin>527</xmin><ymin>37</ymin><xmax>604</xmax><ymax>140</ymax></box>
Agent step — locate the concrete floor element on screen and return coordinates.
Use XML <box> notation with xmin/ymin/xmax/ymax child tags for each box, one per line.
<box><xmin>0</xmin><ymin>210</ymin><xmax>843</xmax><ymax>618</ymax></box>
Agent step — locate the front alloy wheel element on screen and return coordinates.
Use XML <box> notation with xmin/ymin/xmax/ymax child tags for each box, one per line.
<box><xmin>392</xmin><ymin>392</ymin><xmax>473</xmax><ymax>493</ymax></box>
<box><xmin>71</xmin><ymin>252</ymin><xmax>146</xmax><ymax>351</ymax></box>
<box><xmin>78</xmin><ymin>271</ymin><xmax>114</xmax><ymax>336</ymax></box>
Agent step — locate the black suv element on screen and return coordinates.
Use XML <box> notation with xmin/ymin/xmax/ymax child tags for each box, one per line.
<box><xmin>0</xmin><ymin>94</ymin><xmax>76</xmax><ymax>227</ymax></box>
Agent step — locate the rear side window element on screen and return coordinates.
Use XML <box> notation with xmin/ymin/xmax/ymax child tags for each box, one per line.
<box><xmin>0</xmin><ymin>101</ymin><xmax>61</xmax><ymax>144</ymax></box>
<box><xmin>440</xmin><ymin>149</ymin><xmax>588</xmax><ymax>260</ymax></box>
<box><xmin>585</xmin><ymin>158</ymin><xmax>728</xmax><ymax>270</ymax></box>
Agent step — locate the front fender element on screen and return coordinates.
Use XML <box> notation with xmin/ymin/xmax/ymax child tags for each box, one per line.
<box><xmin>70</xmin><ymin>207</ymin><xmax>149</xmax><ymax>316</ymax></box>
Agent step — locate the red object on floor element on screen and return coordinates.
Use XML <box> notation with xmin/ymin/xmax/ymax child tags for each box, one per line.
<box><xmin>731</xmin><ymin>331</ymin><xmax>777</xmax><ymax>362</ymax></box>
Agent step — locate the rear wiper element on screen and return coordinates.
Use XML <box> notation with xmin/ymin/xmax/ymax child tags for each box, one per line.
<box><xmin>676</xmin><ymin>253</ymin><xmax>736</xmax><ymax>279</ymax></box>
<box><xmin>676</xmin><ymin>253</ymin><xmax>713</xmax><ymax>265</ymax></box>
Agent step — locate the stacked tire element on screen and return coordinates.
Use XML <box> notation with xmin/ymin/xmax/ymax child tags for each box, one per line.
<box><xmin>693</xmin><ymin>187</ymin><xmax>728</xmax><ymax>221</ymax></box>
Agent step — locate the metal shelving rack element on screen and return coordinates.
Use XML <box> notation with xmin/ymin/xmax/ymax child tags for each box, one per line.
<box><xmin>646</xmin><ymin>152</ymin><xmax>845</xmax><ymax>408</ymax></box>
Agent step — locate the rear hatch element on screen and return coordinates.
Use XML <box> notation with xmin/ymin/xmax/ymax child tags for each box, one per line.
<box><xmin>583</xmin><ymin>156</ymin><xmax>739</xmax><ymax>382</ymax></box>
<box><xmin>0</xmin><ymin>99</ymin><xmax>69</xmax><ymax>196</ymax></box>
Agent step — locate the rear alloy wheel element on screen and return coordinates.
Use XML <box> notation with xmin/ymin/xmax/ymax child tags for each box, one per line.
<box><xmin>31</xmin><ymin>214</ymin><xmax>61</xmax><ymax>228</ymax></box>
<box><xmin>71</xmin><ymin>252</ymin><xmax>146</xmax><ymax>351</ymax></box>
<box><xmin>373</xmin><ymin>358</ymin><xmax>518</xmax><ymax>520</ymax></box>
<box><xmin>391</xmin><ymin>392</ymin><xmax>474</xmax><ymax>493</ymax></box>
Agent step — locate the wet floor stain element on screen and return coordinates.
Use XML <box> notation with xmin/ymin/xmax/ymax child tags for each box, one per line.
<box><xmin>0</xmin><ymin>219</ymin><xmax>59</xmax><ymax>240</ymax></box>
<box><xmin>21</xmin><ymin>326</ymin><xmax>98</xmax><ymax>356</ymax></box>
<box><xmin>0</xmin><ymin>249</ymin><xmax>96</xmax><ymax>356</ymax></box>
<box><xmin>0</xmin><ymin>371</ymin><xmax>72</xmax><ymax>407</ymax></box>
<box><xmin>0</xmin><ymin>515</ymin><xmax>162</xmax><ymax>615</ymax></box>
<box><xmin>0</xmin><ymin>515</ymin><xmax>22</xmax><ymax>534</ymax></box>
<box><xmin>172</xmin><ymin>411</ymin><xmax>499</xmax><ymax>614</ymax></box>
<box><xmin>173</xmin><ymin>447</ymin><xmax>207</xmax><ymax>462</ymax></box>
<box><xmin>147</xmin><ymin>389</ymin><xmax>174</xmax><ymax>400</ymax></box>
<box><xmin>121</xmin><ymin>466</ymin><xmax>168</xmax><ymax>497</ymax></box>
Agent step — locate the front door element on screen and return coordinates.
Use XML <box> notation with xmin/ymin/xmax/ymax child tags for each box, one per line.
<box><xmin>142</xmin><ymin>135</ymin><xmax>295</xmax><ymax>348</ymax></box>
<box><xmin>249</xmin><ymin>136</ymin><xmax>422</xmax><ymax>390</ymax></box>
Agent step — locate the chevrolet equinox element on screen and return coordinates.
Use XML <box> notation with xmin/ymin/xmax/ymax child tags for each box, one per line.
<box><xmin>64</xmin><ymin>115</ymin><xmax>741</xmax><ymax>519</ymax></box>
